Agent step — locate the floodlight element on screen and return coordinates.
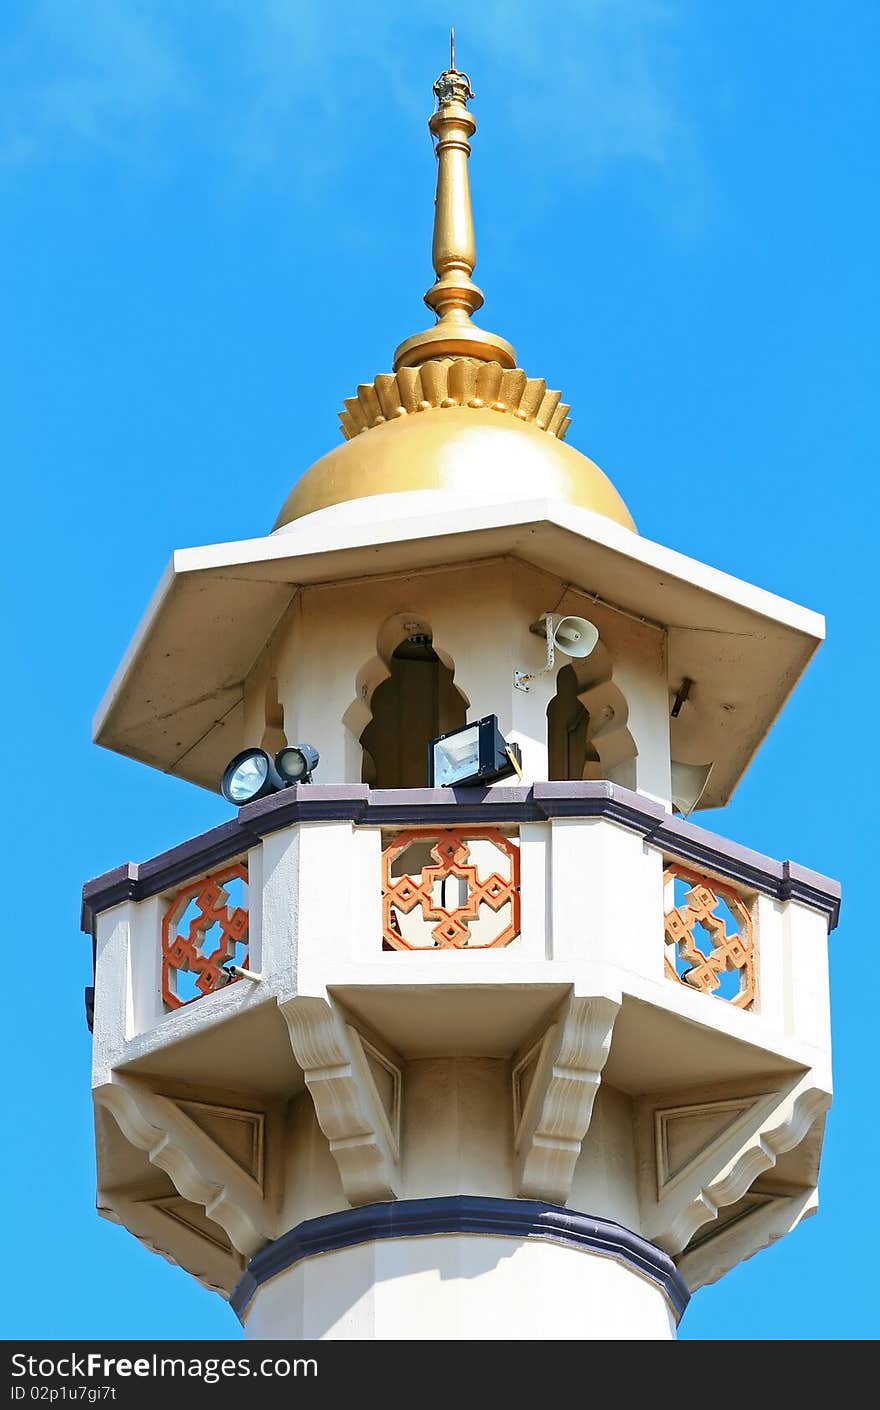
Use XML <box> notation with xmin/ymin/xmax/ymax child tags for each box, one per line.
<box><xmin>221</xmin><ymin>742</ymin><xmax>321</xmax><ymax>805</ymax></box>
<box><xmin>220</xmin><ymin>748</ymin><xmax>284</xmax><ymax>805</ymax></box>
<box><xmin>428</xmin><ymin>715</ymin><xmax>522</xmax><ymax>788</ymax></box>
<box><xmin>276</xmin><ymin>743</ymin><xmax>320</xmax><ymax>784</ymax></box>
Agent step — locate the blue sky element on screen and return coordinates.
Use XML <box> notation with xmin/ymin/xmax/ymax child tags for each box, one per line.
<box><xmin>3</xmin><ymin>1</ymin><xmax>876</xmax><ymax>1341</ymax></box>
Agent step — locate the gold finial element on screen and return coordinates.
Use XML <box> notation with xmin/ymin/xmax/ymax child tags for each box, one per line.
<box><xmin>393</xmin><ymin>37</ymin><xmax>516</xmax><ymax>371</ymax></box>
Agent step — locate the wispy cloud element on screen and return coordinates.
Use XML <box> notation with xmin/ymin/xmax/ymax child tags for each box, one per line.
<box><xmin>0</xmin><ymin>0</ymin><xmax>700</xmax><ymax>208</ymax></box>
<box><xmin>470</xmin><ymin>0</ymin><xmax>688</xmax><ymax>170</ymax></box>
<box><xmin>1</xmin><ymin>0</ymin><xmax>190</xmax><ymax>163</ymax></box>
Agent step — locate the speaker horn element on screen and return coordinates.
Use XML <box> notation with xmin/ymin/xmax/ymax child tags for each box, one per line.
<box><xmin>515</xmin><ymin>612</ymin><xmax>599</xmax><ymax>690</ymax></box>
<box><xmin>545</xmin><ymin>614</ymin><xmax>600</xmax><ymax>659</ymax></box>
<box><xmin>670</xmin><ymin>761</ymin><xmax>714</xmax><ymax>818</ymax></box>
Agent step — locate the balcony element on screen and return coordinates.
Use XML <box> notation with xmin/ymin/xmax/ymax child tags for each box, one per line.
<box><xmin>84</xmin><ymin>780</ymin><xmax>837</xmax><ymax>1100</ymax></box>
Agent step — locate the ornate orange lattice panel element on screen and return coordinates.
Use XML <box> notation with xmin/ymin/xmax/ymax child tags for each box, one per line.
<box><xmin>161</xmin><ymin>863</ymin><xmax>249</xmax><ymax>1010</ymax></box>
<box><xmin>382</xmin><ymin>829</ymin><xmax>520</xmax><ymax>950</ymax></box>
<box><xmin>663</xmin><ymin>865</ymin><xmax>755</xmax><ymax>1009</ymax></box>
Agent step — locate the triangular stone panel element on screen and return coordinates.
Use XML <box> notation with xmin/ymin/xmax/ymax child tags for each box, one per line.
<box><xmin>174</xmin><ymin>1099</ymin><xmax>265</xmax><ymax>1186</ymax></box>
<box><xmin>359</xmin><ymin>1040</ymin><xmax>401</xmax><ymax>1148</ymax></box>
<box><xmin>656</xmin><ymin>1096</ymin><xmax>767</xmax><ymax>1190</ymax></box>
<box><xmin>146</xmin><ymin>1195</ymin><xmax>235</xmax><ymax>1255</ymax></box>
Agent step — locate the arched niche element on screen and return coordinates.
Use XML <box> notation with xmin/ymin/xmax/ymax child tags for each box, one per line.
<box><xmin>547</xmin><ymin>664</ymin><xmax>597</xmax><ymax>781</ymax></box>
<box><xmin>344</xmin><ymin>612</ymin><xmax>469</xmax><ymax>789</ymax></box>
<box><xmin>546</xmin><ymin>643</ymin><xmax>637</xmax><ymax>788</ymax></box>
<box><xmin>260</xmin><ymin>676</ymin><xmax>288</xmax><ymax>755</ymax></box>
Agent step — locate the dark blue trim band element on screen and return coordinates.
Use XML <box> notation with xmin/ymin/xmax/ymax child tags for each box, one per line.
<box><xmin>82</xmin><ymin>781</ymin><xmax>841</xmax><ymax>935</ymax></box>
<box><xmin>230</xmin><ymin>1195</ymin><xmax>690</xmax><ymax>1323</ymax></box>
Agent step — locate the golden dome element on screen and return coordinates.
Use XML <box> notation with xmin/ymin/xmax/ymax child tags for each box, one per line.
<box><xmin>274</xmin><ymin>43</ymin><xmax>635</xmax><ymax>536</ymax></box>
<box><xmin>273</xmin><ymin>401</ymin><xmax>636</xmax><ymax>531</ymax></box>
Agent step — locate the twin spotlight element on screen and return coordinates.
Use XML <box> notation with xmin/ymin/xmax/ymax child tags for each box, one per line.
<box><xmin>220</xmin><ymin>743</ymin><xmax>320</xmax><ymax>806</ymax></box>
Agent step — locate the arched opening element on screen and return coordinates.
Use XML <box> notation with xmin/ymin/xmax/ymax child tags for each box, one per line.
<box><xmin>361</xmin><ymin>634</ymin><xmax>467</xmax><ymax>788</ymax></box>
<box><xmin>546</xmin><ymin>646</ymin><xmax>637</xmax><ymax>787</ymax></box>
<box><xmin>260</xmin><ymin>676</ymin><xmax>287</xmax><ymax>755</ymax></box>
<box><xmin>547</xmin><ymin>663</ymin><xmax>599</xmax><ymax>781</ymax></box>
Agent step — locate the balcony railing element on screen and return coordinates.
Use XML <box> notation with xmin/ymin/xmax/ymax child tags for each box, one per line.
<box><xmin>82</xmin><ymin>781</ymin><xmax>839</xmax><ymax>1040</ymax></box>
<box><xmin>161</xmin><ymin>862</ymin><xmax>250</xmax><ymax>1009</ymax></box>
<box><xmin>662</xmin><ymin>864</ymin><xmax>755</xmax><ymax>1010</ymax></box>
<box><xmin>381</xmin><ymin>827</ymin><xmax>521</xmax><ymax>951</ymax></box>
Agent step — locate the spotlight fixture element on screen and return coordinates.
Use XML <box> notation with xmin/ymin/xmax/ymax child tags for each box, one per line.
<box><xmin>220</xmin><ymin>748</ymin><xmax>284</xmax><ymax>805</ymax></box>
<box><xmin>428</xmin><ymin>714</ymin><xmax>523</xmax><ymax>788</ymax></box>
<box><xmin>276</xmin><ymin>743</ymin><xmax>320</xmax><ymax>784</ymax></box>
<box><xmin>220</xmin><ymin>743</ymin><xmax>320</xmax><ymax>805</ymax></box>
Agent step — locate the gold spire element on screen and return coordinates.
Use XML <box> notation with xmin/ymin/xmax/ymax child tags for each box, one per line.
<box><xmin>272</xmin><ymin>35</ymin><xmax>639</xmax><ymax>536</ymax></box>
<box><xmin>393</xmin><ymin>35</ymin><xmax>516</xmax><ymax>370</ymax></box>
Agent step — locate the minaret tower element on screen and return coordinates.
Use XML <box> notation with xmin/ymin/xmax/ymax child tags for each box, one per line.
<box><xmin>84</xmin><ymin>47</ymin><xmax>838</xmax><ymax>1341</ymax></box>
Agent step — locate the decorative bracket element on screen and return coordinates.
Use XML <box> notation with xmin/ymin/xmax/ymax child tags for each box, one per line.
<box><xmin>278</xmin><ymin>996</ymin><xmax>401</xmax><ymax>1206</ymax></box>
<box><xmin>97</xmin><ymin>1190</ymin><xmax>241</xmax><ymax>1297</ymax></box>
<box><xmin>636</xmin><ymin>1072</ymin><xmax>831</xmax><ymax>1255</ymax></box>
<box><xmin>677</xmin><ymin>1185</ymin><xmax>819</xmax><ymax>1292</ymax></box>
<box><xmin>94</xmin><ymin>1078</ymin><xmax>273</xmax><ymax>1259</ymax></box>
<box><xmin>513</xmin><ymin>992</ymin><xmax>620</xmax><ymax>1205</ymax></box>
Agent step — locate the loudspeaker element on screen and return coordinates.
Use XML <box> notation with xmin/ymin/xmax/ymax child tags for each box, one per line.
<box><xmin>517</xmin><ymin>612</ymin><xmax>600</xmax><ymax>691</ymax></box>
<box><xmin>670</xmin><ymin>761</ymin><xmax>714</xmax><ymax>818</ymax></box>
<box><xmin>545</xmin><ymin>614</ymin><xmax>600</xmax><ymax>659</ymax></box>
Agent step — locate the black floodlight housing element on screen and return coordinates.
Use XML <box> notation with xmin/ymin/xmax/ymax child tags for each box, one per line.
<box><xmin>276</xmin><ymin>743</ymin><xmax>320</xmax><ymax>784</ymax></box>
<box><xmin>220</xmin><ymin>743</ymin><xmax>320</xmax><ymax>805</ymax></box>
<box><xmin>428</xmin><ymin>714</ymin><xmax>522</xmax><ymax>788</ymax></box>
<box><xmin>220</xmin><ymin>747</ymin><xmax>285</xmax><ymax>805</ymax></box>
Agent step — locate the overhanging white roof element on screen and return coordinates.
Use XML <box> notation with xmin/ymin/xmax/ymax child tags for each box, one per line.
<box><xmin>94</xmin><ymin>493</ymin><xmax>823</xmax><ymax>804</ymax></box>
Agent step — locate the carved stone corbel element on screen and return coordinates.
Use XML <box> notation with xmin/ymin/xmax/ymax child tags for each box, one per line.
<box><xmin>94</xmin><ymin>1077</ymin><xmax>272</xmax><ymax>1258</ymax></box>
<box><xmin>278</xmin><ymin>995</ymin><xmax>401</xmax><ymax>1206</ymax></box>
<box><xmin>636</xmin><ymin>1072</ymin><xmax>831</xmax><ymax>1255</ymax></box>
<box><xmin>97</xmin><ymin>1190</ymin><xmax>241</xmax><ymax>1296</ymax></box>
<box><xmin>513</xmin><ymin>991</ymin><xmax>621</xmax><ymax>1204</ymax></box>
<box><xmin>677</xmin><ymin>1185</ymin><xmax>819</xmax><ymax>1293</ymax></box>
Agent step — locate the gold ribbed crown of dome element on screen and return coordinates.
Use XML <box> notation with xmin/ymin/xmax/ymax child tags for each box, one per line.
<box><xmin>274</xmin><ymin>36</ymin><xmax>635</xmax><ymax>533</ymax></box>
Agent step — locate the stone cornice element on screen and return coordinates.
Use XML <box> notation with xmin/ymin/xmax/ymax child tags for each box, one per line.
<box><xmin>81</xmin><ymin>781</ymin><xmax>841</xmax><ymax>934</ymax></box>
